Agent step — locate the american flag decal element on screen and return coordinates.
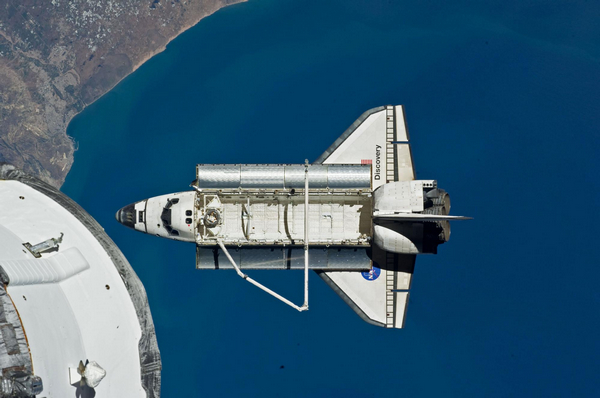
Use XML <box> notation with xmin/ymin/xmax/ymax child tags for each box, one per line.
<box><xmin>361</xmin><ymin>159</ymin><xmax>372</xmax><ymax>165</ymax></box>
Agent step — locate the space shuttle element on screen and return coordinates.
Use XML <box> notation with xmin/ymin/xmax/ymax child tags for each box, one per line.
<box><xmin>116</xmin><ymin>105</ymin><xmax>469</xmax><ymax>328</ymax></box>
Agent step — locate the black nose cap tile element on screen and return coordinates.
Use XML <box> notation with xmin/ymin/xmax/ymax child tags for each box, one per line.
<box><xmin>116</xmin><ymin>203</ymin><xmax>136</xmax><ymax>229</ymax></box>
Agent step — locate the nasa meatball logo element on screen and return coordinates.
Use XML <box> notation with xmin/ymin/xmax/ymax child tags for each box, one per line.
<box><xmin>362</xmin><ymin>266</ymin><xmax>381</xmax><ymax>281</ymax></box>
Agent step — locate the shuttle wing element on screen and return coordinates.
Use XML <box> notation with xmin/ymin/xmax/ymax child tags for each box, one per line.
<box><xmin>317</xmin><ymin>250</ymin><xmax>415</xmax><ymax>328</ymax></box>
<box><xmin>315</xmin><ymin>105</ymin><xmax>415</xmax><ymax>188</ymax></box>
<box><xmin>314</xmin><ymin>105</ymin><xmax>417</xmax><ymax>328</ymax></box>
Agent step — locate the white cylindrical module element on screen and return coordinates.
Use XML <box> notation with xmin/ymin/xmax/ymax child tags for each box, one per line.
<box><xmin>240</xmin><ymin>165</ymin><xmax>284</xmax><ymax>188</ymax></box>
<box><xmin>306</xmin><ymin>165</ymin><xmax>328</xmax><ymax>187</ymax></box>
<box><xmin>327</xmin><ymin>164</ymin><xmax>371</xmax><ymax>188</ymax></box>
<box><xmin>196</xmin><ymin>164</ymin><xmax>241</xmax><ymax>188</ymax></box>
<box><xmin>196</xmin><ymin>164</ymin><xmax>371</xmax><ymax>189</ymax></box>
<box><xmin>282</xmin><ymin>165</ymin><xmax>305</xmax><ymax>188</ymax></box>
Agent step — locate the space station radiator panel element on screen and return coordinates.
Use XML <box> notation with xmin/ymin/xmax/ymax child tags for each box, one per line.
<box><xmin>196</xmin><ymin>246</ymin><xmax>372</xmax><ymax>270</ymax></box>
<box><xmin>196</xmin><ymin>164</ymin><xmax>371</xmax><ymax>189</ymax></box>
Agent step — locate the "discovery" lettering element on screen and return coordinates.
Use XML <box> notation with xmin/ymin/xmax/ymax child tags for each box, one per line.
<box><xmin>374</xmin><ymin>145</ymin><xmax>381</xmax><ymax>180</ymax></box>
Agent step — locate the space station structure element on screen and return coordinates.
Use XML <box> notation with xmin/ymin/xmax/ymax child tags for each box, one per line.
<box><xmin>116</xmin><ymin>105</ymin><xmax>469</xmax><ymax>328</ymax></box>
<box><xmin>0</xmin><ymin>164</ymin><xmax>160</xmax><ymax>397</ymax></box>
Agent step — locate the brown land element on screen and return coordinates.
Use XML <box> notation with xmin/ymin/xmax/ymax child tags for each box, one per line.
<box><xmin>0</xmin><ymin>0</ymin><xmax>245</xmax><ymax>187</ymax></box>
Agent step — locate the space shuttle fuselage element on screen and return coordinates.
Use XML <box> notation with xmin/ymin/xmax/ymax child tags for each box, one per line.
<box><xmin>117</xmin><ymin>164</ymin><xmax>460</xmax><ymax>255</ymax></box>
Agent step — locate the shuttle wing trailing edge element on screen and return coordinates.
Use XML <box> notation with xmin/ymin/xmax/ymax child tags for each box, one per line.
<box><xmin>116</xmin><ymin>105</ymin><xmax>469</xmax><ymax>329</ymax></box>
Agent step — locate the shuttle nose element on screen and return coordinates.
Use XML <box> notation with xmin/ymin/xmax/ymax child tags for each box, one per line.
<box><xmin>116</xmin><ymin>203</ymin><xmax>136</xmax><ymax>229</ymax></box>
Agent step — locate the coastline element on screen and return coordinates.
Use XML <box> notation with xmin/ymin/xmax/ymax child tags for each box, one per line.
<box><xmin>132</xmin><ymin>18</ymin><xmax>213</xmax><ymax>73</ymax></box>
<box><xmin>74</xmin><ymin>0</ymin><xmax>248</xmax><ymax>176</ymax></box>
<box><xmin>0</xmin><ymin>0</ymin><xmax>246</xmax><ymax>189</ymax></box>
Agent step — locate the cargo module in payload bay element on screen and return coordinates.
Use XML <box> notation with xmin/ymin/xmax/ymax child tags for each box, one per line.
<box><xmin>116</xmin><ymin>105</ymin><xmax>470</xmax><ymax>329</ymax></box>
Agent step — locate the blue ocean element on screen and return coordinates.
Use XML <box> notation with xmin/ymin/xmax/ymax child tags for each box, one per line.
<box><xmin>62</xmin><ymin>0</ymin><xmax>600</xmax><ymax>396</ymax></box>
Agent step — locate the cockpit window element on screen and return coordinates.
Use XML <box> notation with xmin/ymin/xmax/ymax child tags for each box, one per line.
<box><xmin>161</xmin><ymin>198</ymin><xmax>180</xmax><ymax>236</ymax></box>
<box><xmin>163</xmin><ymin>198</ymin><xmax>179</xmax><ymax>210</ymax></box>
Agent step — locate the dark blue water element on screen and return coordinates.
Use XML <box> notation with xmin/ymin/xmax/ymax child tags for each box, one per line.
<box><xmin>62</xmin><ymin>0</ymin><xmax>600</xmax><ymax>396</ymax></box>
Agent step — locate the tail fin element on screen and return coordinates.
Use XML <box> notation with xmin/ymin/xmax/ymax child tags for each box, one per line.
<box><xmin>317</xmin><ymin>249</ymin><xmax>415</xmax><ymax>328</ymax></box>
<box><xmin>373</xmin><ymin>213</ymin><xmax>472</xmax><ymax>221</ymax></box>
